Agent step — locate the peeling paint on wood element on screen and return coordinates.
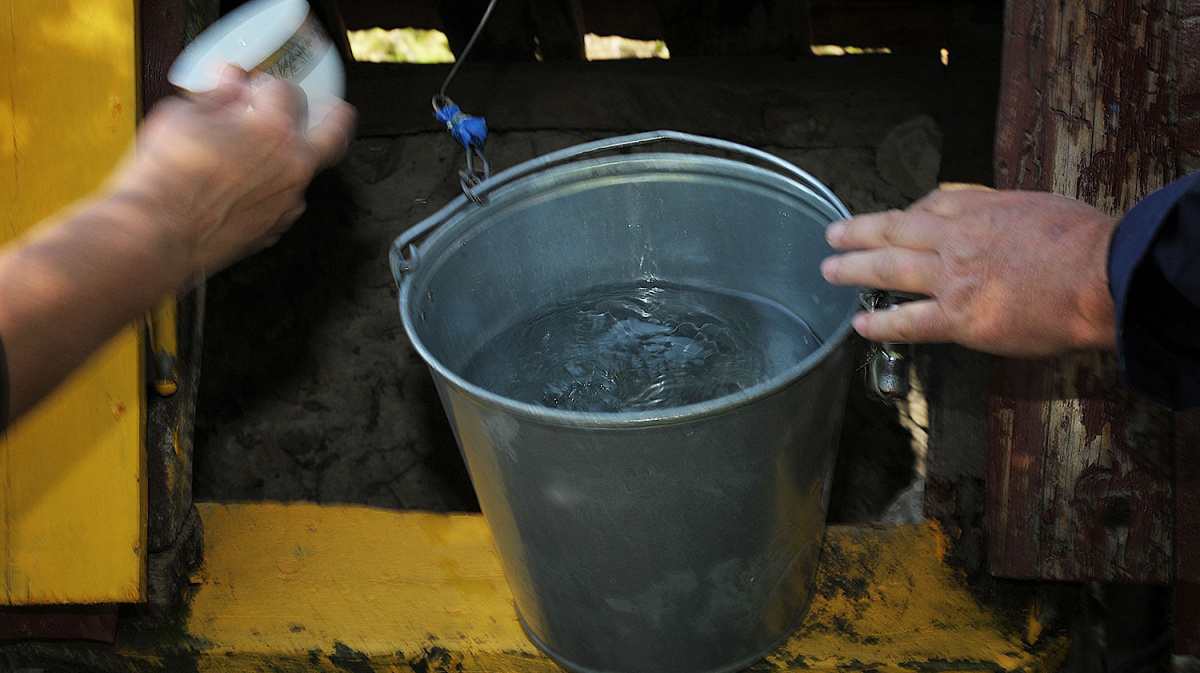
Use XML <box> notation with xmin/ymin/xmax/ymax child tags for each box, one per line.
<box><xmin>995</xmin><ymin>0</ymin><xmax>1176</xmax><ymax>208</ymax></box>
<box><xmin>1177</xmin><ymin>0</ymin><xmax>1200</xmax><ymax>172</ymax></box>
<box><xmin>989</xmin><ymin>353</ymin><xmax>1173</xmax><ymax>581</ymax></box>
<box><xmin>987</xmin><ymin>0</ymin><xmax>1178</xmax><ymax>583</ymax></box>
<box><xmin>95</xmin><ymin>503</ymin><xmax>1063</xmax><ymax>673</ymax></box>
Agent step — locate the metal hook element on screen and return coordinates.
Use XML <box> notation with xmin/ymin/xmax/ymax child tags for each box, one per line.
<box><xmin>390</xmin><ymin>240</ymin><xmax>422</xmax><ymax>280</ymax></box>
<box><xmin>861</xmin><ymin>289</ymin><xmax>911</xmax><ymax>404</ymax></box>
<box><xmin>460</xmin><ymin>145</ymin><xmax>491</xmax><ymax>203</ymax></box>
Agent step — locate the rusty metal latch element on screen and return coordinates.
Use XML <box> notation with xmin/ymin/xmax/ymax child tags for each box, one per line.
<box><xmin>861</xmin><ymin>289</ymin><xmax>911</xmax><ymax>404</ymax></box>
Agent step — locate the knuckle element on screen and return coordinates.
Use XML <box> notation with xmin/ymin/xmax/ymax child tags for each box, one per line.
<box><xmin>875</xmin><ymin>249</ymin><xmax>900</xmax><ymax>281</ymax></box>
<box><xmin>251</xmin><ymin>101</ymin><xmax>302</xmax><ymax>143</ymax></box>
<box><xmin>888</xmin><ymin>313</ymin><xmax>920</xmax><ymax>343</ymax></box>
<box><xmin>286</xmin><ymin>161</ymin><xmax>312</xmax><ymax>186</ymax></box>
<box><xmin>922</xmin><ymin>189</ymin><xmax>964</xmax><ymax>218</ymax></box>
<box><xmin>913</xmin><ymin>308</ymin><xmax>947</xmax><ymax>341</ymax></box>
<box><xmin>253</xmin><ymin>118</ymin><xmax>295</xmax><ymax>154</ymax></box>
<box><xmin>881</xmin><ymin>213</ymin><xmax>906</xmax><ymax>243</ymax></box>
<box><xmin>915</xmin><ymin>189</ymin><xmax>947</xmax><ymax>210</ymax></box>
<box><xmin>893</xmin><ymin>253</ymin><xmax>924</xmax><ymax>282</ymax></box>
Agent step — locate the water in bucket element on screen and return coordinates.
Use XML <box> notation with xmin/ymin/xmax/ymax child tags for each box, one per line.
<box><xmin>461</xmin><ymin>280</ymin><xmax>822</xmax><ymax>413</ymax></box>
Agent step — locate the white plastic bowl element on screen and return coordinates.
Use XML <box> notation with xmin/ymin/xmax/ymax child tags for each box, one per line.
<box><xmin>168</xmin><ymin>0</ymin><xmax>345</xmax><ymax>129</ymax></box>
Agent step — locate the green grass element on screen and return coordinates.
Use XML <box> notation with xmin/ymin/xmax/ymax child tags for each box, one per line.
<box><xmin>348</xmin><ymin>28</ymin><xmax>671</xmax><ymax>63</ymax></box>
<box><xmin>348</xmin><ymin>28</ymin><xmax>455</xmax><ymax>64</ymax></box>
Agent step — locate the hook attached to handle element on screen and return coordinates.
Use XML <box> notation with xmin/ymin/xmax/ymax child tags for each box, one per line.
<box><xmin>860</xmin><ymin>289</ymin><xmax>912</xmax><ymax>404</ymax></box>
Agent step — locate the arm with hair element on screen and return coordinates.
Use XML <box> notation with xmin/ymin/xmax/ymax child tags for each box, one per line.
<box><xmin>0</xmin><ymin>68</ymin><xmax>355</xmax><ymax>423</ymax></box>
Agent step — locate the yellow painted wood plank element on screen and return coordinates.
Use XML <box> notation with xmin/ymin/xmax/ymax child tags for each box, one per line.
<box><xmin>0</xmin><ymin>0</ymin><xmax>14</xmax><ymax>580</ymax></box>
<box><xmin>0</xmin><ymin>0</ymin><xmax>145</xmax><ymax>604</ymax></box>
<box><xmin>188</xmin><ymin>503</ymin><xmax>540</xmax><ymax>669</ymax></box>
<box><xmin>179</xmin><ymin>503</ymin><xmax>1066</xmax><ymax>672</ymax></box>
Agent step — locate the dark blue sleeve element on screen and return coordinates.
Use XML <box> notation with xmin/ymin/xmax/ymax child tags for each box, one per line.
<box><xmin>1109</xmin><ymin>170</ymin><xmax>1200</xmax><ymax>409</ymax></box>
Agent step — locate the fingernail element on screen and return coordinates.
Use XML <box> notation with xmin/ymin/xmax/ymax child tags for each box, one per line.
<box><xmin>820</xmin><ymin>256</ymin><xmax>838</xmax><ymax>279</ymax></box>
<box><xmin>217</xmin><ymin>64</ymin><xmax>252</xmax><ymax>98</ymax></box>
<box><xmin>218</xmin><ymin>63</ymin><xmax>251</xmax><ymax>88</ymax></box>
<box><xmin>826</xmin><ymin>222</ymin><xmax>845</xmax><ymax>245</ymax></box>
<box><xmin>852</xmin><ymin>313</ymin><xmax>869</xmax><ymax>334</ymax></box>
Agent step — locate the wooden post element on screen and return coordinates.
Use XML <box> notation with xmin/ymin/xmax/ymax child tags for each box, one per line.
<box><xmin>1181</xmin><ymin>0</ymin><xmax>1200</xmax><ymax>174</ymax></box>
<box><xmin>987</xmin><ymin>0</ymin><xmax>1177</xmax><ymax>582</ymax></box>
<box><xmin>1176</xmin><ymin>0</ymin><xmax>1200</xmax><ymax>652</ymax></box>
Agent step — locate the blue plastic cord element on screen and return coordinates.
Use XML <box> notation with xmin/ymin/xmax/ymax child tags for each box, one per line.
<box><xmin>431</xmin><ymin>0</ymin><xmax>496</xmax><ymax>153</ymax></box>
<box><xmin>434</xmin><ymin>103</ymin><xmax>487</xmax><ymax>152</ymax></box>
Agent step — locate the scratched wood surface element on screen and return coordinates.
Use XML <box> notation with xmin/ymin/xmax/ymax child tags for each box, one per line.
<box><xmin>1181</xmin><ymin>0</ymin><xmax>1200</xmax><ymax>172</ymax></box>
<box><xmin>987</xmin><ymin>0</ymin><xmax>1177</xmax><ymax>583</ymax></box>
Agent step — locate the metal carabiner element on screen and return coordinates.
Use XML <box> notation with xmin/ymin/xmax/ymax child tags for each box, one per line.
<box><xmin>861</xmin><ymin>289</ymin><xmax>911</xmax><ymax>404</ymax></box>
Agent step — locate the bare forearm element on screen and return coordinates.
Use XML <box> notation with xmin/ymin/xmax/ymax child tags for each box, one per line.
<box><xmin>0</xmin><ymin>71</ymin><xmax>353</xmax><ymax>425</ymax></box>
<box><xmin>0</xmin><ymin>194</ymin><xmax>190</xmax><ymax>419</ymax></box>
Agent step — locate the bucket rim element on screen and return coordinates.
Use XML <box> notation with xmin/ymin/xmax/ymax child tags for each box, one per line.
<box><xmin>396</xmin><ymin>132</ymin><xmax>860</xmax><ymax>428</ymax></box>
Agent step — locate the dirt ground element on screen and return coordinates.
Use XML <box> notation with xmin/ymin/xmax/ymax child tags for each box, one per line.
<box><xmin>191</xmin><ymin>49</ymin><xmax>999</xmax><ymax>522</ymax></box>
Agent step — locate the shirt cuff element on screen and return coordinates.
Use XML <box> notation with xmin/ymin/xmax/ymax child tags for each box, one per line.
<box><xmin>1109</xmin><ymin>171</ymin><xmax>1200</xmax><ymax>409</ymax></box>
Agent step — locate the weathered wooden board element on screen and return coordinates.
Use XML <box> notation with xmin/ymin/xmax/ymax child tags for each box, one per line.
<box><xmin>1177</xmin><ymin>0</ymin><xmax>1200</xmax><ymax>652</ymax></box>
<box><xmin>1180</xmin><ymin>0</ymin><xmax>1200</xmax><ymax>173</ymax></box>
<box><xmin>988</xmin><ymin>0</ymin><xmax>1177</xmax><ymax>582</ymax></box>
<box><xmin>989</xmin><ymin>354</ymin><xmax>1173</xmax><ymax>581</ymax></box>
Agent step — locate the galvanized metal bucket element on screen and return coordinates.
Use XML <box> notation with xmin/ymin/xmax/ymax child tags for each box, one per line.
<box><xmin>390</xmin><ymin>131</ymin><xmax>858</xmax><ymax>673</ymax></box>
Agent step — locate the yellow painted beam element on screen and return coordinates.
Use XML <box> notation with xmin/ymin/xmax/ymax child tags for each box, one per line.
<box><xmin>149</xmin><ymin>504</ymin><xmax>1066</xmax><ymax>672</ymax></box>
<box><xmin>0</xmin><ymin>0</ymin><xmax>144</xmax><ymax>604</ymax></box>
<box><xmin>147</xmin><ymin>296</ymin><xmax>180</xmax><ymax>396</ymax></box>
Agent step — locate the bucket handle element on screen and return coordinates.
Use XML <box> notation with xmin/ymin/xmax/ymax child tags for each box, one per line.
<box><xmin>389</xmin><ymin>130</ymin><xmax>850</xmax><ymax>277</ymax></box>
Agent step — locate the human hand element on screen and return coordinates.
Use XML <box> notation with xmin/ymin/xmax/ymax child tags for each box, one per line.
<box><xmin>110</xmin><ymin>66</ymin><xmax>356</xmax><ymax>283</ymax></box>
<box><xmin>819</xmin><ymin>187</ymin><xmax>1119</xmax><ymax>357</ymax></box>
